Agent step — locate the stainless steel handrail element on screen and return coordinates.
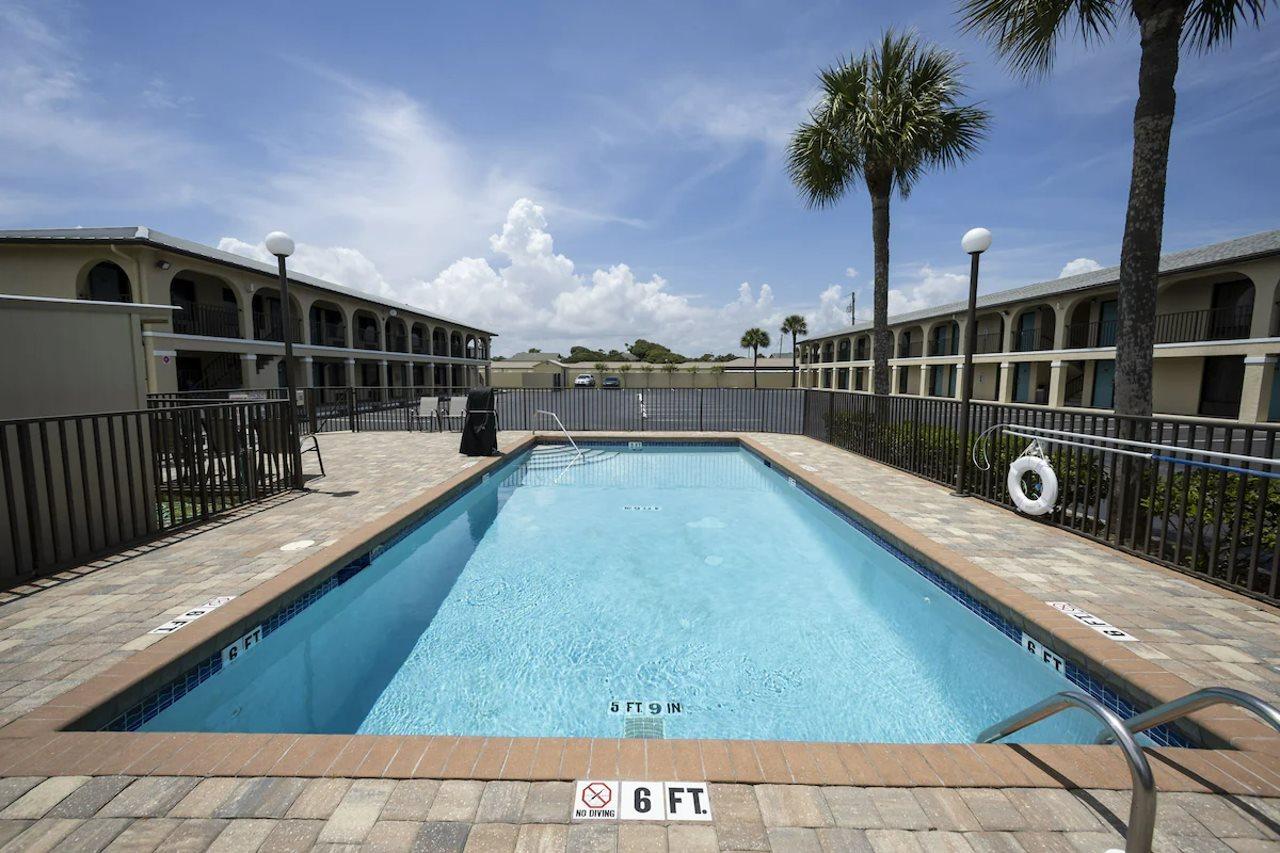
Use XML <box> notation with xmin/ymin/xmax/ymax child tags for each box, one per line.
<box><xmin>533</xmin><ymin>410</ymin><xmax>582</xmax><ymax>457</ymax></box>
<box><xmin>977</xmin><ymin>691</ymin><xmax>1155</xmax><ymax>853</ymax></box>
<box><xmin>1096</xmin><ymin>687</ymin><xmax>1280</xmax><ymax>744</ymax></box>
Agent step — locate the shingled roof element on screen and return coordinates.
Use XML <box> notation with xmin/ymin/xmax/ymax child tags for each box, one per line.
<box><xmin>802</xmin><ymin>229</ymin><xmax>1280</xmax><ymax>343</ymax></box>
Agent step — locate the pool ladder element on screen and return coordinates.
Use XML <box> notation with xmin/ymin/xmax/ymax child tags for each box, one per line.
<box><xmin>533</xmin><ymin>410</ymin><xmax>583</xmax><ymax>481</ymax></box>
<box><xmin>976</xmin><ymin>687</ymin><xmax>1280</xmax><ymax>853</ymax></box>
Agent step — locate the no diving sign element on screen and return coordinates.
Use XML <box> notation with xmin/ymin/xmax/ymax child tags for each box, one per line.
<box><xmin>574</xmin><ymin>781</ymin><xmax>711</xmax><ymax>822</ymax></box>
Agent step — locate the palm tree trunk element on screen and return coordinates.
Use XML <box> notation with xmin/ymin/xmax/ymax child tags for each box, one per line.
<box><xmin>1113</xmin><ymin>0</ymin><xmax>1187</xmax><ymax>419</ymax></box>
<box><xmin>869</xmin><ymin>183</ymin><xmax>892</xmax><ymax>396</ymax></box>
<box><xmin>790</xmin><ymin>333</ymin><xmax>797</xmax><ymax>387</ymax></box>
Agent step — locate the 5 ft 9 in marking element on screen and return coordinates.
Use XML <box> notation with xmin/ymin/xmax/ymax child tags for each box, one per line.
<box><xmin>608</xmin><ymin>700</ymin><xmax>683</xmax><ymax>715</ymax></box>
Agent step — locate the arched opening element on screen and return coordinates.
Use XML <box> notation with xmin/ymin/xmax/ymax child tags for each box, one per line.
<box><xmin>854</xmin><ymin>335</ymin><xmax>870</xmax><ymax>361</ymax></box>
<box><xmin>928</xmin><ymin>321</ymin><xmax>959</xmax><ymax>357</ymax></box>
<box><xmin>1156</xmin><ymin>274</ymin><xmax>1255</xmax><ymax>343</ymax></box>
<box><xmin>1063</xmin><ymin>294</ymin><xmax>1116</xmax><ymax>349</ymax></box>
<box><xmin>81</xmin><ymin>261</ymin><xmax>132</xmax><ymax>303</ymax></box>
<box><xmin>385</xmin><ymin>316</ymin><xmax>408</xmax><ymax>352</ymax></box>
<box><xmin>450</xmin><ymin>330</ymin><xmax>463</xmax><ymax>358</ymax></box>
<box><xmin>974</xmin><ymin>313</ymin><xmax>1005</xmax><ymax>354</ymax></box>
<box><xmin>836</xmin><ymin>337</ymin><xmax>851</xmax><ymax>362</ymax></box>
<box><xmin>353</xmin><ymin>310</ymin><xmax>381</xmax><ymax>350</ymax></box>
<box><xmin>821</xmin><ymin>341</ymin><xmax>834</xmax><ymax>363</ymax></box>
<box><xmin>897</xmin><ymin>325</ymin><xmax>924</xmax><ymax>358</ymax></box>
<box><xmin>431</xmin><ymin>327</ymin><xmax>448</xmax><ymax>355</ymax></box>
<box><xmin>466</xmin><ymin>335</ymin><xmax>478</xmax><ymax>359</ymax></box>
<box><xmin>1011</xmin><ymin>305</ymin><xmax>1055</xmax><ymax>352</ymax></box>
<box><xmin>309</xmin><ymin>300</ymin><xmax>347</xmax><ymax>347</ymax></box>
<box><xmin>169</xmin><ymin>270</ymin><xmax>239</xmax><ymax>337</ymax></box>
<box><xmin>251</xmin><ymin>289</ymin><xmax>302</xmax><ymax>342</ymax></box>
<box><xmin>411</xmin><ymin>322</ymin><xmax>428</xmax><ymax>354</ymax></box>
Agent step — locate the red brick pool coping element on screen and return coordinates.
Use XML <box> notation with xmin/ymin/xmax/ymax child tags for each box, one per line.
<box><xmin>1</xmin><ymin>432</ymin><xmax>1276</xmax><ymax>799</ymax></box>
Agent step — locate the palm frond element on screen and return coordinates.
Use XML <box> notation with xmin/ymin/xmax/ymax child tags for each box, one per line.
<box><xmin>958</xmin><ymin>0</ymin><xmax>1118</xmax><ymax>77</ymax></box>
<box><xmin>1184</xmin><ymin>0</ymin><xmax>1273</xmax><ymax>50</ymax></box>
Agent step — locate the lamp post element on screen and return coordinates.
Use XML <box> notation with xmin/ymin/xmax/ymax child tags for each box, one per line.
<box><xmin>265</xmin><ymin>231</ymin><xmax>305</xmax><ymax>489</ymax></box>
<box><xmin>954</xmin><ymin>227</ymin><xmax>992</xmax><ymax>496</ymax></box>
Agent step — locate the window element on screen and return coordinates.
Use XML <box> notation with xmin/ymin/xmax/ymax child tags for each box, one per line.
<box><xmin>85</xmin><ymin>262</ymin><xmax>131</xmax><ymax>302</ymax></box>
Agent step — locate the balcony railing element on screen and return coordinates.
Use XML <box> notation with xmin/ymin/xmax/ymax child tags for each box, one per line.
<box><xmin>1013</xmin><ymin>326</ymin><xmax>1054</xmax><ymax>352</ymax></box>
<box><xmin>411</xmin><ymin>334</ymin><xmax>426</xmax><ymax>354</ymax></box>
<box><xmin>974</xmin><ymin>331</ymin><xmax>1003</xmax><ymax>354</ymax></box>
<box><xmin>1154</xmin><ymin>305</ymin><xmax>1253</xmax><ymax>344</ymax></box>
<box><xmin>386</xmin><ymin>334</ymin><xmax>409</xmax><ymax>353</ymax></box>
<box><xmin>354</xmin><ymin>327</ymin><xmax>381</xmax><ymax>351</ymax></box>
<box><xmin>310</xmin><ymin>321</ymin><xmax>346</xmax><ymax>348</ymax></box>
<box><xmin>252</xmin><ymin>313</ymin><xmax>302</xmax><ymax>343</ymax></box>
<box><xmin>172</xmin><ymin>302</ymin><xmax>241</xmax><ymax>338</ymax></box>
<box><xmin>1065</xmin><ymin>318</ymin><xmax>1118</xmax><ymax>349</ymax></box>
<box><xmin>928</xmin><ymin>338</ymin><xmax>959</xmax><ymax>357</ymax></box>
<box><xmin>898</xmin><ymin>341</ymin><xmax>922</xmax><ymax>358</ymax></box>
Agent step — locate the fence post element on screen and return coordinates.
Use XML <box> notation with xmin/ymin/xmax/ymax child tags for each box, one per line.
<box><xmin>347</xmin><ymin>387</ymin><xmax>356</xmax><ymax>433</ymax></box>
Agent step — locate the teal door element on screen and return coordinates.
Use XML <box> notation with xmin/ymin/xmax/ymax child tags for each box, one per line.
<box><xmin>1014</xmin><ymin>363</ymin><xmax>1031</xmax><ymax>402</ymax></box>
<box><xmin>1270</xmin><ymin>360</ymin><xmax>1280</xmax><ymax>421</ymax></box>
<box><xmin>1098</xmin><ymin>300</ymin><xmax>1117</xmax><ymax>347</ymax></box>
<box><xmin>1092</xmin><ymin>360</ymin><xmax>1115</xmax><ymax>409</ymax></box>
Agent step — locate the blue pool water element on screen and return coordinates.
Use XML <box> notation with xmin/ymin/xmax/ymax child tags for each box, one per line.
<box><xmin>143</xmin><ymin>443</ymin><xmax>1110</xmax><ymax>743</ymax></box>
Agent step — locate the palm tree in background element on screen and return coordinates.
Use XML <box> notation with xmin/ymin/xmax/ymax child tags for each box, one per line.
<box><xmin>741</xmin><ymin>328</ymin><xmax>771</xmax><ymax>388</ymax></box>
<box><xmin>710</xmin><ymin>363</ymin><xmax>726</xmax><ymax>388</ymax></box>
<box><xmin>959</xmin><ymin>0</ymin><xmax>1270</xmax><ymax>418</ymax></box>
<box><xmin>788</xmin><ymin>31</ymin><xmax>989</xmax><ymax>395</ymax></box>
<box><xmin>781</xmin><ymin>314</ymin><xmax>809</xmax><ymax>388</ymax></box>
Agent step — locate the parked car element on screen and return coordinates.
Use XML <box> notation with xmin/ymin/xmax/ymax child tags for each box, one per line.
<box><xmin>574</xmin><ymin>373</ymin><xmax>596</xmax><ymax>387</ymax></box>
<box><xmin>602</xmin><ymin>376</ymin><xmax>621</xmax><ymax>389</ymax></box>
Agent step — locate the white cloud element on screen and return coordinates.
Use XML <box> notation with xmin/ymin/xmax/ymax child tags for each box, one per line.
<box><xmin>844</xmin><ymin>267</ymin><xmax>858</xmax><ymax>279</ymax></box>
<box><xmin>1060</xmin><ymin>257</ymin><xmax>1103</xmax><ymax>277</ymax></box>
<box><xmin>887</xmin><ymin>265</ymin><xmax>969</xmax><ymax>315</ymax></box>
<box><xmin>658</xmin><ymin>80</ymin><xmax>807</xmax><ymax>150</ymax></box>
<box><xmin>217</xmin><ymin>238</ymin><xmax>397</xmax><ymax>300</ymax></box>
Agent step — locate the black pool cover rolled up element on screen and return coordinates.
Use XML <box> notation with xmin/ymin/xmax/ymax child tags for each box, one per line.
<box><xmin>460</xmin><ymin>387</ymin><xmax>498</xmax><ymax>456</ymax></box>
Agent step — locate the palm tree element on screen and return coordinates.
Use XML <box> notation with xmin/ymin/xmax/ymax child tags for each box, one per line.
<box><xmin>780</xmin><ymin>315</ymin><xmax>809</xmax><ymax>388</ymax></box>
<box><xmin>741</xmin><ymin>328</ymin><xmax>771</xmax><ymax>388</ymax></box>
<box><xmin>788</xmin><ymin>31</ymin><xmax>989</xmax><ymax>395</ymax></box>
<box><xmin>959</xmin><ymin>1</ymin><xmax>1269</xmax><ymax>417</ymax></box>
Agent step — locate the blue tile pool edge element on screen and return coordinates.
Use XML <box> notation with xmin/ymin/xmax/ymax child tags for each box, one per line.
<box><xmin>77</xmin><ymin>440</ymin><xmax>540</xmax><ymax>734</ymax></box>
<box><xmin>737</xmin><ymin>440</ymin><xmax>1199</xmax><ymax>749</ymax></box>
<box><xmin>87</xmin><ymin>435</ymin><xmax>1195</xmax><ymax>747</ymax></box>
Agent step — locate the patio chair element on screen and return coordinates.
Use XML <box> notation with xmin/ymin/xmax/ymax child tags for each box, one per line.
<box><xmin>441</xmin><ymin>396</ymin><xmax>467</xmax><ymax>431</ymax></box>
<box><xmin>409</xmin><ymin>396</ymin><xmax>442</xmax><ymax>432</ymax></box>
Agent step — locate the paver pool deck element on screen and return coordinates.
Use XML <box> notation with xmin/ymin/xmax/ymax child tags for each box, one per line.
<box><xmin>0</xmin><ymin>430</ymin><xmax>1277</xmax><ymax>851</ymax></box>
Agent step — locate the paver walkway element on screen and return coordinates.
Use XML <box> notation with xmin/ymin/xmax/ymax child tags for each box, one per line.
<box><xmin>0</xmin><ymin>430</ymin><xmax>1278</xmax><ymax>850</ymax></box>
<box><xmin>0</xmin><ymin>776</ymin><xmax>1275</xmax><ymax>851</ymax></box>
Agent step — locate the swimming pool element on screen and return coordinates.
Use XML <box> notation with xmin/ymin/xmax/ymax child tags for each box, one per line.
<box><xmin>138</xmin><ymin>442</ymin><xmax>1122</xmax><ymax>743</ymax></box>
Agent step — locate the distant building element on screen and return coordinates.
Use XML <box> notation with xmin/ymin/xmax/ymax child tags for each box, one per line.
<box><xmin>490</xmin><ymin>355</ymin><xmax>796</xmax><ymax>389</ymax></box>
<box><xmin>797</xmin><ymin>230</ymin><xmax>1280</xmax><ymax>422</ymax></box>
<box><xmin>0</xmin><ymin>228</ymin><xmax>496</xmax><ymax>409</ymax></box>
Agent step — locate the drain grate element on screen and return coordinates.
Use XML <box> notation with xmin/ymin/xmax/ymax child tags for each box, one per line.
<box><xmin>623</xmin><ymin>717</ymin><xmax>665</xmax><ymax>739</ymax></box>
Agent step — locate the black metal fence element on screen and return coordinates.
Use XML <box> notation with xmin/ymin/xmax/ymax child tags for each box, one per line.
<box><xmin>1</xmin><ymin>401</ymin><xmax>298</xmax><ymax>584</ymax></box>
<box><xmin>803</xmin><ymin>390</ymin><xmax>1279</xmax><ymax>605</ymax></box>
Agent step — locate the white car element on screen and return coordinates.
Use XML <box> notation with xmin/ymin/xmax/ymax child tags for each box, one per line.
<box><xmin>574</xmin><ymin>373</ymin><xmax>596</xmax><ymax>387</ymax></box>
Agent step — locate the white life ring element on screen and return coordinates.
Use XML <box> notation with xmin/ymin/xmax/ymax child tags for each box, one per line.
<box><xmin>1008</xmin><ymin>455</ymin><xmax>1058</xmax><ymax>516</ymax></box>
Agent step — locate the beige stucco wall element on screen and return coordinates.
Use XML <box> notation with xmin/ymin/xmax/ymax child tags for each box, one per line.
<box><xmin>0</xmin><ymin>297</ymin><xmax>169</xmax><ymax>418</ymax></box>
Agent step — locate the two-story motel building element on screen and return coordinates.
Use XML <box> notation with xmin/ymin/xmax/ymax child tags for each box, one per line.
<box><xmin>797</xmin><ymin>230</ymin><xmax>1280</xmax><ymax>423</ymax></box>
<box><xmin>0</xmin><ymin>227</ymin><xmax>494</xmax><ymax>398</ymax></box>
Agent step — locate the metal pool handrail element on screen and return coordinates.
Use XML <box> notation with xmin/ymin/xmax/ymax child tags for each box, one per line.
<box><xmin>534</xmin><ymin>410</ymin><xmax>582</xmax><ymax>458</ymax></box>
<box><xmin>976</xmin><ymin>691</ymin><xmax>1156</xmax><ymax>853</ymax></box>
<box><xmin>1095</xmin><ymin>687</ymin><xmax>1280</xmax><ymax>745</ymax></box>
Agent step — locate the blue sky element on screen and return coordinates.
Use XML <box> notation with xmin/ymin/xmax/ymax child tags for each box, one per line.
<box><xmin>1</xmin><ymin>0</ymin><xmax>1276</xmax><ymax>354</ymax></box>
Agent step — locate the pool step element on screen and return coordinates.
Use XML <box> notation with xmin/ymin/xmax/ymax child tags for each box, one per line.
<box><xmin>523</xmin><ymin>448</ymin><xmax>621</xmax><ymax>471</ymax></box>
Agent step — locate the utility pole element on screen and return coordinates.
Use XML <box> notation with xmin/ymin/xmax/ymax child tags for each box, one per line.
<box><xmin>849</xmin><ymin>292</ymin><xmax>857</xmax><ymax>324</ymax></box>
